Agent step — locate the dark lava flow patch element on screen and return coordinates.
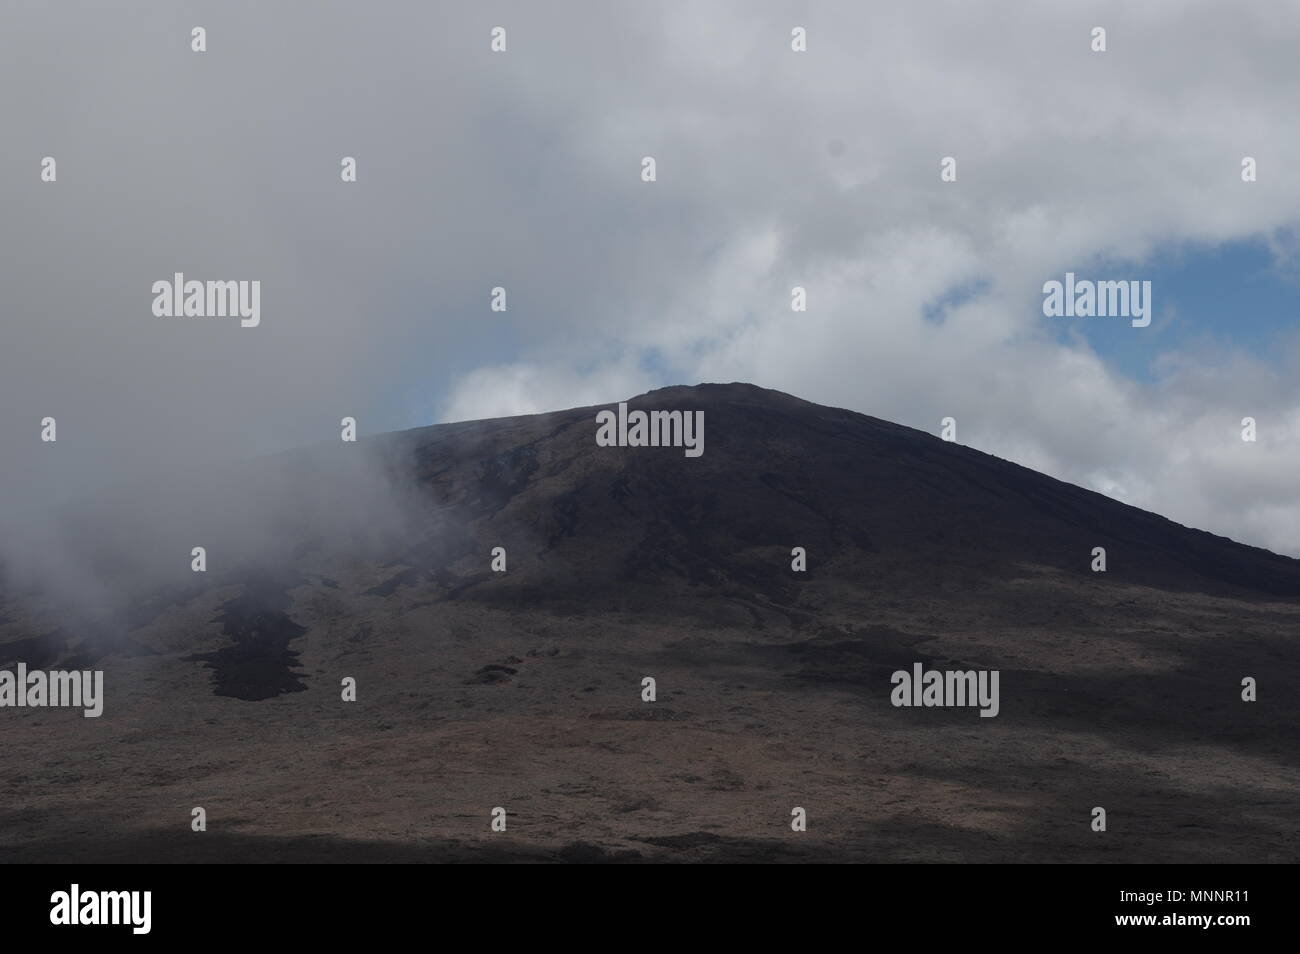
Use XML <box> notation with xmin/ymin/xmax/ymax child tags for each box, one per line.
<box><xmin>183</xmin><ymin>576</ymin><xmax>309</xmax><ymax>701</ymax></box>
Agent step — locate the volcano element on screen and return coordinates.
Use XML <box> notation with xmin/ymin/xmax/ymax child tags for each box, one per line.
<box><xmin>2</xmin><ymin>383</ymin><xmax>1297</xmax><ymax>863</ymax></box>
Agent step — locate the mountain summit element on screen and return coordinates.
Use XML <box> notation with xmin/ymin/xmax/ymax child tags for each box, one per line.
<box><xmin>369</xmin><ymin>381</ymin><xmax>1300</xmax><ymax>607</ymax></box>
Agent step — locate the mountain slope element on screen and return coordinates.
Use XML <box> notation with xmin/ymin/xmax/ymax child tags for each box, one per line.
<box><xmin>1</xmin><ymin>383</ymin><xmax>1297</xmax><ymax>863</ymax></box>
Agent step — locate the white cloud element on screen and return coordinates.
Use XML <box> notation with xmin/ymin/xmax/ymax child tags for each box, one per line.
<box><xmin>4</xmin><ymin>0</ymin><xmax>1299</xmax><ymax>558</ymax></box>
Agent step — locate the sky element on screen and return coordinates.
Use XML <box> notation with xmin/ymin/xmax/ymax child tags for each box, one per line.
<box><xmin>3</xmin><ymin>0</ymin><xmax>1300</xmax><ymax>561</ymax></box>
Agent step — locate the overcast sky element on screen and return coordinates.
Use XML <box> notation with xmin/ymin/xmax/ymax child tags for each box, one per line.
<box><xmin>4</xmin><ymin>0</ymin><xmax>1300</xmax><ymax>559</ymax></box>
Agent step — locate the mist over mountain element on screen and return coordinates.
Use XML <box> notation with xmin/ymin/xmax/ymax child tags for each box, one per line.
<box><xmin>2</xmin><ymin>383</ymin><xmax>1297</xmax><ymax>863</ymax></box>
